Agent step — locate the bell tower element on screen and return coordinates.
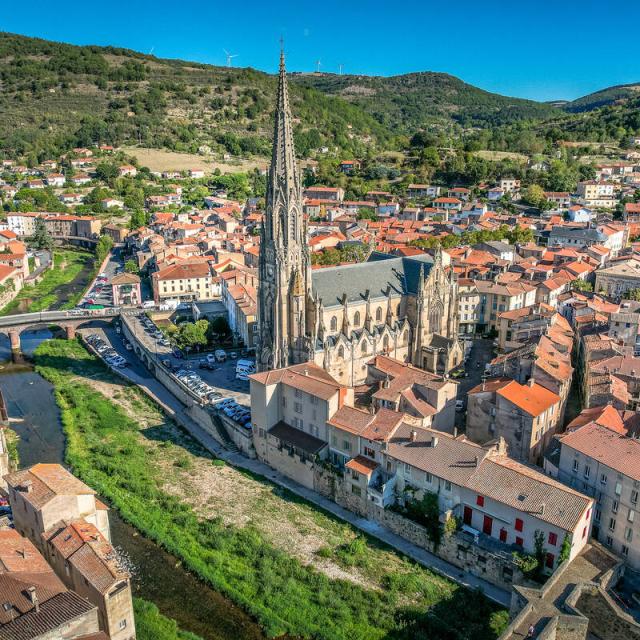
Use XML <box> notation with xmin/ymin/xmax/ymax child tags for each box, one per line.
<box><xmin>257</xmin><ymin>48</ymin><xmax>311</xmax><ymax>371</ymax></box>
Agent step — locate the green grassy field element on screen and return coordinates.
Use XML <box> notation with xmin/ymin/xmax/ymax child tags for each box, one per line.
<box><xmin>0</xmin><ymin>249</ymin><xmax>95</xmax><ymax>315</ymax></box>
<box><xmin>134</xmin><ymin>599</ymin><xmax>202</xmax><ymax>640</ymax></box>
<box><xmin>34</xmin><ymin>339</ymin><xmax>508</xmax><ymax>640</ymax></box>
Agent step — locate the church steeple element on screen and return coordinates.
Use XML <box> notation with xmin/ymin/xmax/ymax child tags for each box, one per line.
<box><xmin>257</xmin><ymin>48</ymin><xmax>310</xmax><ymax>372</ymax></box>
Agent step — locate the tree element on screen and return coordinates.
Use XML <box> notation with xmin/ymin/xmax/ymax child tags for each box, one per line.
<box><xmin>172</xmin><ymin>320</ymin><xmax>209</xmax><ymax>352</ymax></box>
<box><xmin>523</xmin><ymin>184</ymin><xmax>550</xmax><ymax>210</ymax></box>
<box><xmin>128</xmin><ymin>210</ymin><xmax>149</xmax><ymax>230</ymax></box>
<box><xmin>559</xmin><ymin>534</ymin><xmax>571</xmax><ymax>565</ymax></box>
<box><xmin>209</xmin><ymin>316</ymin><xmax>231</xmax><ymax>338</ymax></box>
<box><xmin>572</xmin><ymin>279</ymin><xmax>593</xmax><ymax>292</ymax></box>
<box><xmin>124</xmin><ymin>260</ymin><xmax>139</xmax><ymax>274</ymax></box>
<box><xmin>95</xmin><ymin>162</ymin><xmax>119</xmax><ymax>184</ymax></box>
<box><xmin>357</xmin><ymin>208</ymin><xmax>378</xmax><ymax>221</ymax></box>
<box><xmin>30</xmin><ymin>217</ymin><xmax>54</xmax><ymax>252</ymax></box>
<box><xmin>95</xmin><ymin>235</ymin><xmax>113</xmax><ymax>264</ymax></box>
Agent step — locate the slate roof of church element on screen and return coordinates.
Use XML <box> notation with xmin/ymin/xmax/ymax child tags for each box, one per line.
<box><xmin>311</xmin><ymin>253</ymin><xmax>434</xmax><ymax>307</ymax></box>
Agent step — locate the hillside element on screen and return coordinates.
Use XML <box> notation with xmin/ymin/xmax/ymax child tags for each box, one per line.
<box><xmin>564</xmin><ymin>82</ymin><xmax>640</xmax><ymax>113</ymax></box>
<box><xmin>291</xmin><ymin>71</ymin><xmax>561</xmax><ymax>131</ymax></box>
<box><xmin>0</xmin><ymin>32</ymin><xmax>393</xmax><ymax>161</ymax></box>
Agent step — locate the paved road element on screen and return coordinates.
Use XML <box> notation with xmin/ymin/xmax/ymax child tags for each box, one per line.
<box><xmin>455</xmin><ymin>337</ymin><xmax>495</xmax><ymax>432</ymax></box>
<box><xmin>82</xmin><ymin>248</ymin><xmax>125</xmax><ymax>308</ymax></box>
<box><xmin>87</xmin><ymin>325</ymin><xmax>510</xmax><ymax>607</ymax></box>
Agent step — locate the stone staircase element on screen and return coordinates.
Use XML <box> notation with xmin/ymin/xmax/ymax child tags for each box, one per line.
<box><xmin>209</xmin><ymin>410</ymin><xmax>240</xmax><ymax>453</ymax></box>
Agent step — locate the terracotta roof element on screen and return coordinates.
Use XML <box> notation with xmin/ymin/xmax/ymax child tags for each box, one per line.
<box><xmin>5</xmin><ymin>464</ymin><xmax>95</xmax><ymax>510</ymax></box>
<box><xmin>250</xmin><ymin>362</ymin><xmax>344</xmax><ymax>401</ymax></box>
<box><xmin>560</xmin><ymin>422</ymin><xmax>640</xmax><ymax>482</ymax></box>
<box><xmin>496</xmin><ymin>380</ymin><xmax>561</xmax><ymax>417</ymax></box>
<box><xmin>345</xmin><ymin>455</ymin><xmax>379</xmax><ymax>476</ymax></box>
<box><xmin>566</xmin><ymin>405</ymin><xmax>625</xmax><ymax>434</ymax></box>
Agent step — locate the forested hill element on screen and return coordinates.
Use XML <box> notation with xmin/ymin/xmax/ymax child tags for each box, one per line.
<box><xmin>0</xmin><ymin>32</ymin><xmax>637</xmax><ymax>163</ymax></box>
<box><xmin>291</xmin><ymin>72</ymin><xmax>561</xmax><ymax>131</ymax></box>
<box><xmin>563</xmin><ymin>82</ymin><xmax>640</xmax><ymax>113</ymax></box>
<box><xmin>0</xmin><ymin>32</ymin><xmax>393</xmax><ymax>161</ymax></box>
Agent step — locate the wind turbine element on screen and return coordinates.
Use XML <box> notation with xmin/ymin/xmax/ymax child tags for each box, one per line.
<box><xmin>224</xmin><ymin>49</ymin><xmax>238</xmax><ymax>67</ymax></box>
<box><xmin>338</xmin><ymin>63</ymin><xmax>344</xmax><ymax>75</ymax></box>
<box><xmin>315</xmin><ymin>58</ymin><xmax>322</xmax><ymax>73</ymax></box>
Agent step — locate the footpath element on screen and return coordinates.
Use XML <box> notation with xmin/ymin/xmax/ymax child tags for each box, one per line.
<box><xmin>102</xmin><ymin>344</ymin><xmax>511</xmax><ymax>607</ymax></box>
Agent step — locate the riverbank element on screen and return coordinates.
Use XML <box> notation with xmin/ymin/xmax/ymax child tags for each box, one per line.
<box><xmin>0</xmin><ymin>249</ymin><xmax>95</xmax><ymax>315</ymax></box>
<box><xmin>33</xmin><ymin>338</ymin><xmax>508</xmax><ymax>640</ymax></box>
<box><xmin>1</xmin><ymin>353</ymin><xmax>262</xmax><ymax>640</ymax></box>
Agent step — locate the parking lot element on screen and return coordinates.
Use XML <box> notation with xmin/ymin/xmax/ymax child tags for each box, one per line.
<box><xmin>81</xmin><ymin>315</ymin><xmax>252</xmax><ymax>414</ymax></box>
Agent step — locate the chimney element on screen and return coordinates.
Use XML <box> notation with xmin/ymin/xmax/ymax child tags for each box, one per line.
<box><xmin>431</xmin><ymin>436</ymin><xmax>439</xmax><ymax>448</ymax></box>
<box><xmin>27</xmin><ymin>587</ymin><xmax>39</xmax><ymax>614</ymax></box>
<box><xmin>527</xmin><ymin>378</ymin><xmax>535</xmax><ymax>388</ymax></box>
<box><xmin>22</xmin><ymin>480</ymin><xmax>32</xmax><ymax>494</ymax></box>
<box><xmin>474</xmin><ymin>455</ymin><xmax>479</xmax><ymax>467</ymax></box>
<box><xmin>540</xmin><ymin>503</ymin><xmax>546</xmax><ymax>516</ymax></box>
<box><xmin>409</xmin><ymin>430</ymin><xmax>418</xmax><ymax>442</ymax></box>
<box><xmin>453</xmin><ymin>426</ymin><xmax>458</xmax><ymax>438</ymax></box>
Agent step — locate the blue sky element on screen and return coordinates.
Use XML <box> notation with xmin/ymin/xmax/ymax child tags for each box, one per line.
<box><xmin>5</xmin><ymin>0</ymin><xmax>640</xmax><ymax>101</ymax></box>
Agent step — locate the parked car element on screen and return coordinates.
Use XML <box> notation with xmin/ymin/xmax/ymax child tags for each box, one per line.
<box><xmin>214</xmin><ymin>349</ymin><xmax>227</xmax><ymax>362</ymax></box>
<box><xmin>455</xmin><ymin>400</ymin><xmax>465</xmax><ymax>412</ymax></box>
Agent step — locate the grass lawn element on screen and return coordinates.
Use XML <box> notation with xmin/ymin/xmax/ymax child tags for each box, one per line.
<box><xmin>34</xmin><ymin>339</ymin><xmax>508</xmax><ymax>640</ymax></box>
<box><xmin>134</xmin><ymin>599</ymin><xmax>202</xmax><ymax>640</ymax></box>
<box><xmin>0</xmin><ymin>249</ymin><xmax>95</xmax><ymax>315</ymax></box>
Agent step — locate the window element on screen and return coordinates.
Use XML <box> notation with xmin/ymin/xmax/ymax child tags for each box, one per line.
<box><xmin>582</xmin><ymin>526</ymin><xmax>587</xmax><ymax>539</ymax></box>
<box><xmin>364</xmin><ymin>446</ymin><xmax>375</xmax><ymax>459</ymax></box>
<box><xmin>625</xmin><ymin>527</ymin><xmax>633</xmax><ymax>542</ymax></box>
<box><xmin>595</xmin><ymin>509</ymin><xmax>601</xmax><ymax>523</ymax></box>
<box><xmin>351</xmin><ymin>470</ymin><xmax>360</xmax><ymax>481</ymax></box>
<box><xmin>628</xmin><ymin>509</ymin><xmax>635</xmax><ymax>523</ymax></box>
<box><xmin>632</xmin><ymin>490</ymin><xmax>638</xmax><ymax>505</ymax></box>
<box><xmin>351</xmin><ymin>484</ymin><xmax>361</xmax><ymax>496</ymax></box>
<box><xmin>361</xmin><ymin>341</ymin><xmax>368</xmax><ymax>355</ymax></box>
<box><xmin>353</xmin><ymin>311</ymin><xmax>361</xmax><ymax>327</ymax></box>
<box><xmin>404</xmin><ymin>463</ymin><xmax>412</xmax><ymax>477</ymax></box>
<box><xmin>584</xmin><ymin>465</ymin><xmax>590</xmax><ymax>479</ymax></box>
<box><xmin>622</xmin><ymin>545</ymin><xmax>629</xmax><ymax>557</ymax></box>
<box><xmin>615</xmin><ymin>482</ymin><xmax>622</xmax><ymax>496</ymax></box>
<box><xmin>515</xmin><ymin>536</ymin><xmax>524</xmax><ymax>547</ymax></box>
<box><xmin>609</xmin><ymin>518</ymin><xmax>616</xmax><ymax>532</ymax></box>
<box><xmin>338</xmin><ymin>346</ymin><xmax>344</xmax><ymax>359</ymax></box>
<box><xmin>118</xmin><ymin>620</ymin><xmax>127</xmax><ymax>630</ymax></box>
<box><xmin>476</xmin><ymin>495</ymin><xmax>485</xmax><ymax>507</ymax></box>
<box><xmin>444</xmin><ymin>481</ymin><xmax>451</xmax><ymax>491</ymax></box>
<box><xmin>343</xmin><ymin>440</ymin><xmax>351</xmax><ymax>451</ymax></box>
<box><xmin>548</xmin><ymin>532</ymin><xmax>558</xmax><ymax>546</ymax></box>
<box><xmin>606</xmin><ymin>536</ymin><xmax>613</xmax><ymax>547</ymax></box>
<box><xmin>600</xmin><ymin>474</ymin><xmax>607</xmax><ymax>485</ymax></box>
<box><xmin>330</xmin><ymin>316</ymin><xmax>337</xmax><ymax>331</ymax></box>
<box><xmin>573</xmin><ymin>459</ymin><xmax>579</xmax><ymax>473</ymax></box>
<box><xmin>426</xmin><ymin>472</ymin><xmax>432</xmax><ymax>483</ymax></box>
<box><xmin>515</xmin><ymin>518</ymin><xmax>524</xmax><ymax>532</ymax></box>
<box><xmin>612</xmin><ymin>500</ymin><xmax>619</xmax><ymax>514</ymax></box>
<box><xmin>376</xmin><ymin>307</ymin><xmax>382</xmax><ymax>322</ymax></box>
<box><xmin>294</xmin><ymin>402</ymin><xmax>303</xmax><ymax>414</ymax></box>
<box><xmin>331</xmin><ymin>435</ymin><xmax>337</xmax><ymax>446</ymax></box>
<box><xmin>499</xmin><ymin>528</ymin><xmax>507</xmax><ymax>543</ymax></box>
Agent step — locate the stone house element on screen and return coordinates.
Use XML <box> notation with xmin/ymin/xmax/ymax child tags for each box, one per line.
<box><xmin>43</xmin><ymin>520</ymin><xmax>135</xmax><ymax>640</ymax></box>
<box><xmin>4</xmin><ymin>464</ymin><xmax>111</xmax><ymax>553</ymax></box>
<box><xmin>466</xmin><ymin>378</ymin><xmax>562</xmax><ymax>465</ymax></box>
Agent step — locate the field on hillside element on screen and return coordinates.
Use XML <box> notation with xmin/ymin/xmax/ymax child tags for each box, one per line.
<box><xmin>473</xmin><ymin>150</ymin><xmax>529</xmax><ymax>163</ymax></box>
<box><xmin>121</xmin><ymin>147</ymin><xmax>268</xmax><ymax>174</ymax></box>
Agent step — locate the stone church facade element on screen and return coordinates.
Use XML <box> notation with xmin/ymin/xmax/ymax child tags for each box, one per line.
<box><xmin>257</xmin><ymin>51</ymin><xmax>462</xmax><ymax>384</ymax></box>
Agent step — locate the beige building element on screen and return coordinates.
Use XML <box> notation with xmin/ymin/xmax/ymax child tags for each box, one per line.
<box><xmin>152</xmin><ymin>261</ymin><xmax>213</xmax><ymax>302</ymax></box>
<box><xmin>548</xmin><ymin>417</ymin><xmax>640</xmax><ymax>571</ymax></box>
<box><xmin>466</xmin><ymin>378</ymin><xmax>562</xmax><ymax>465</ymax></box>
<box><xmin>44</xmin><ymin>520</ymin><xmax>135</xmax><ymax>640</ymax></box>
<box><xmin>5</xmin><ymin>463</ymin><xmax>111</xmax><ymax>551</ymax></box>
<box><xmin>250</xmin><ymin>362</ymin><xmax>353</xmax><ymax>489</ymax></box>
<box><xmin>595</xmin><ymin>258</ymin><xmax>640</xmax><ymax>297</ymax></box>
<box><xmin>365</xmin><ymin>355</ymin><xmax>457</xmax><ymax>432</ymax></box>
<box><xmin>474</xmin><ymin>280</ymin><xmax>537</xmax><ymax>332</ymax></box>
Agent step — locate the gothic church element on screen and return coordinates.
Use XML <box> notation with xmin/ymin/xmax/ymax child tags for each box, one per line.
<box><xmin>257</xmin><ymin>51</ymin><xmax>462</xmax><ymax>385</ymax></box>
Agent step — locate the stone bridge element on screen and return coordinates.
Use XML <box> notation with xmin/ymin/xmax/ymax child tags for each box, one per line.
<box><xmin>0</xmin><ymin>308</ymin><xmax>125</xmax><ymax>357</ymax></box>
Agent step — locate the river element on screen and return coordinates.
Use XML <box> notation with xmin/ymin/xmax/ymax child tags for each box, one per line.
<box><xmin>0</xmin><ymin>330</ymin><xmax>265</xmax><ymax>640</ymax></box>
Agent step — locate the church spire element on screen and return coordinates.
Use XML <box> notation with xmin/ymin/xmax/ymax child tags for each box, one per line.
<box><xmin>269</xmin><ymin>46</ymin><xmax>299</xmax><ymax>207</ymax></box>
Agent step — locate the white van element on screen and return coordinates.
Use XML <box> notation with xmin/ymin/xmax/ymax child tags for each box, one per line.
<box><xmin>236</xmin><ymin>359</ymin><xmax>255</xmax><ymax>374</ymax></box>
<box><xmin>214</xmin><ymin>349</ymin><xmax>227</xmax><ymax>362</ymax></box>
